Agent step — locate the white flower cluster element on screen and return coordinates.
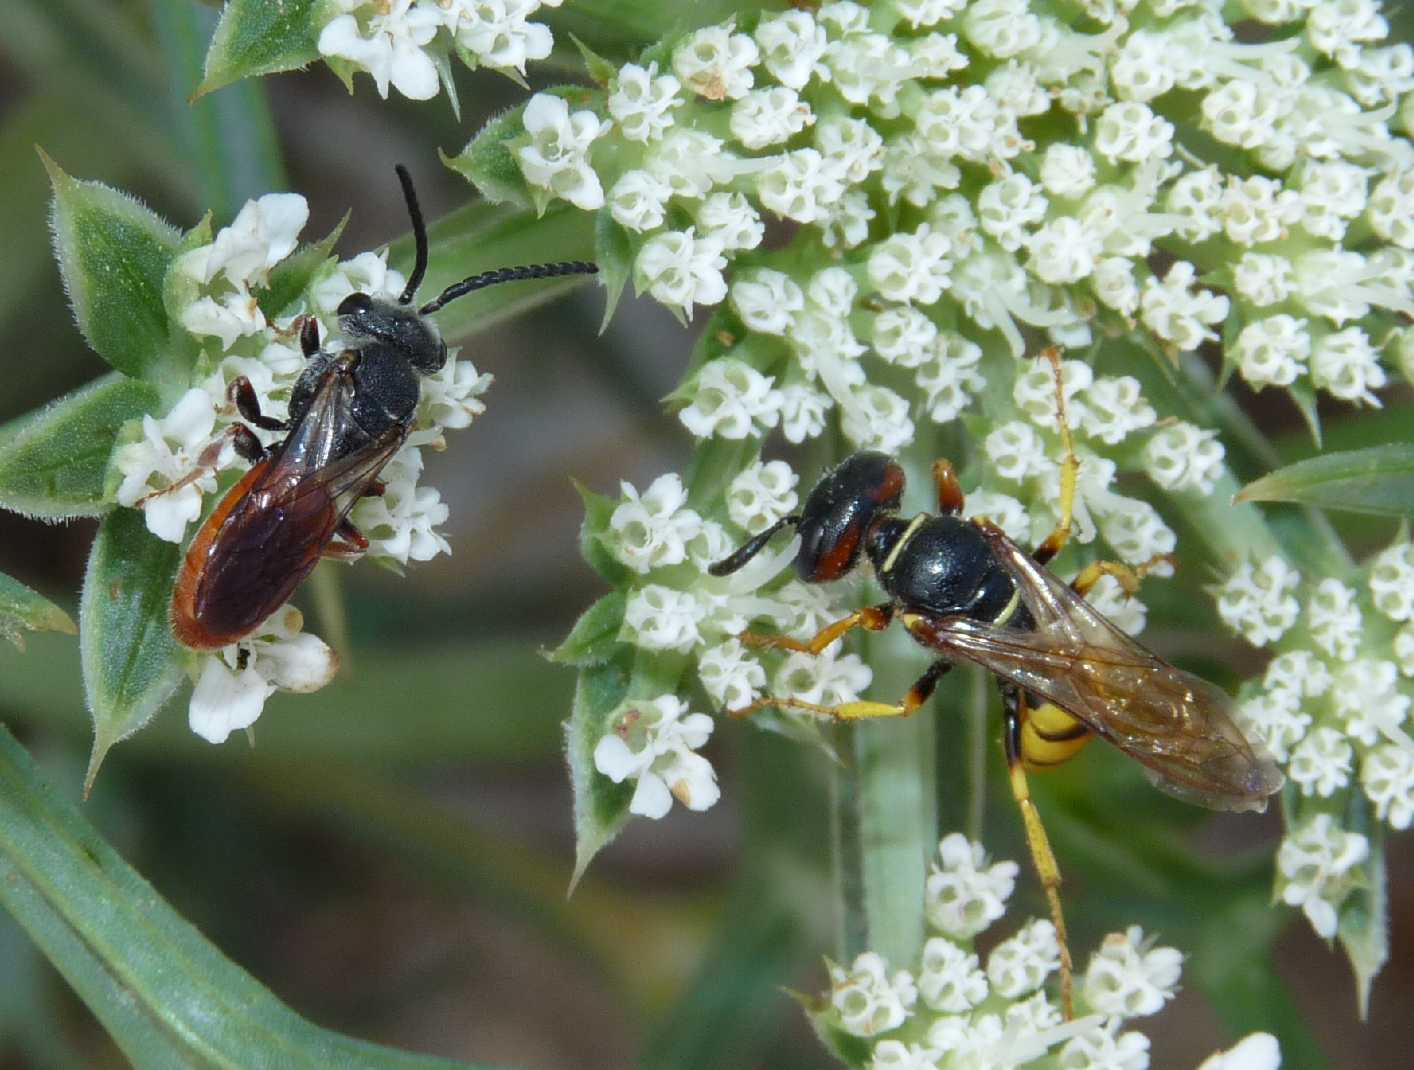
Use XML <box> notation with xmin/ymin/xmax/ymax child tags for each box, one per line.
<box><xmin>113</xmin><ymin>192</ymin><xmax>493</xmax><ymax>741</ymax></box>
<box><xmin>597</xmin><ymin>467</ymin><xmax>871</xmax><ymax>726</ymax></box>
<box><xmin>530</xmin><ymin>0</ymin><xmax>1411</xmax><ymax>444</ymax></box>
<box><xmin>1218</xmin><ymin>538</ymin><xmax>1414</xmax><ymax>936</ymax></box>
<box><xmin>818</xmin><ymin>834</ymin><xmax>1277</xmax><ymax>1070</ymax></box>
<box><xmin>592</xmin><ymin>694</ymin><xmax>719</xmax><ymax>818</ymax></box>
<box><xmin>317</xmin><ymin>0</ymin><xmax>564</xmax><ymax>100</ymax></box>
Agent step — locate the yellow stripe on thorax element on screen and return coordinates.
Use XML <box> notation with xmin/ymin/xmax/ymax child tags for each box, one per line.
<box><xmin>880</xmin><ymin>514</ymin><xmax>928</xmax><ymax>574</ymax></box>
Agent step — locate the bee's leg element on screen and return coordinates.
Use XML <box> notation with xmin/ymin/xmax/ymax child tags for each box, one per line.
<box><xmin>933</xmin><ymin>458</ymin><xmax>965</xmax><ymax>515</ymax></box>
<box><xmin>739</xmin><ymin>603</ymin><xmax>894</xmax><ymax>656</ymax></box>
<box><xmin>229</xmin><ymin>424</ymin><xmax>266</xmax><ymax>464</ymax></box>
<box><xmin>1001</xmin><ymin>681</ymin><xmax>1075</xmax><ymax>1020</ymax></box>
<box><xmin>299</xmin><ymin>315</ymin><xmax>321</xmax><ymax>359</ymax></box>
<box><xmin>1069</xmin><ymin>553</ymin><xmax>1176</xmax><ymax>598</ymax></box>
<box><xmin>727</xmin><ymin>659</ymin><xmax>953</xmax><ymax>720</ymax></box>
<box><xmin>363</xmin><ymin>479</ymin><xmax>387</xmax><ymax>498</ymax></box>
<box><xmin>1030</xmin><ymin>346</ymin><xmax>1079</xmax><ymax>567</ymax></box>
<box><xmin>226</xmin><ymin>376</ymin><xmax>289</xmax><ymax>433</ymax></box>
<box><xmin>323</xmin><ymin>518</ymin><xmax>369</xmax><ymax>559</ymax></box>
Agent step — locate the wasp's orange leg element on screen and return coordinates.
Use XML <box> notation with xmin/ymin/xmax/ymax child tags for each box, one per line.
<box><xmin>1031</xmin><ymin>346</ymin><xmax>1079</xmax><ymax>568</ymax></box>
<box><xmin>739</xmin><ymin>603</ymin><xmax>894</xmax><ymax>656</ymax></box>
<box><xmin>1001</xmin><ymin>682</ymin><xmax>1076</xmax><ymax>1021</ymax></box>
<box><xmin>933</xmin><ymin>458</ymin><xmax>965</xmax><ymax>515</ymax></box>
<box><xmin>728</xmin><ymin>658</ymin><xmax>953</xmax><ymax>721</ymax></box>
<box><xmin>1069</xmin><ymin>553</ymin><xmax>1177</xmax><ymax>598</ymax></box>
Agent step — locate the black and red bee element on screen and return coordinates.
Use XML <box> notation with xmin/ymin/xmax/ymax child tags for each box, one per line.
<box><xmin>171</xmin><ymin>166</ymin><xmax>597</xmax><ymax>650</ymax></box>
<box><xmin>709</xmin><ymin>353</ymin><xmax>1283</xmax><ymax>1016</ymax></box>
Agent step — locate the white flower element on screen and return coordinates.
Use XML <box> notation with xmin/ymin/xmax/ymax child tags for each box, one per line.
<box><xmin>822</xmin><ymin>33</ymin><xmax>912</xmax><ymax>116</ymax></box>
<box><xmin>1370</xmin><ymin>540</ymin><xmax>1414</xmax><ymax>620</ymax></box>
<box><xmin>727</xmin><ymin>461</ymin><xmax>798</xmax><ymax>535</ymax></box>
<box><xmin>1233</xmin><ymin>253</ymin><xmax>1295</xmax><ymax>308</ymax></box>
<box><xmin>1264</xmin><ymin>650</ymin><xmax>1332</xmax><ymax>698</ymax></box>
<box><xmin>1028</xmin><ymin>217</ymin><xmax>1101</xmax><ymax>284</ymax></box>
<box><xmin>918</xmin><ymin>938</ymin><xmax>988</xmax><ymax>1013</ymax></box>
<box><xmin>870</xmin><ymin>1040</ymin><xmax>941</xmax><ymax>1070</ymax></box>
<box><xmin>986</xmin><ymin>918</ymin><xmax>1060</xmax><ymax>998</ymax></box>
<box><xmin>778</xmin><ymin>383</ymin><xmax>833</xmax><ymax>443</ymax></box>
<box><xmin>1311</xmin><ymin>326</ymin><xmax>1386</xmax><ymax>405</ymax></box>
<box><xmin>985</xmin><ymin>421</ymin><xmax>1051</xmax><ymax>483</ymax></box>
<box><xmin>1216</xmin><ymin>557</ymin><xmax>1302</xmax><ymax>646</ymax></box>
<box><xmin>442</xmin><ymin>0</ymin><xmax>555</xmax><ymax>77</ymax></box>
<box><xmin>755</xmin><ymin>9</ymin><xmax>828</xmax><ymax>90</ymax></box>
<box><xmin>978</xmin><ymin>174</ymin><xmax>1048</xmax><ymax>252</ymax></box>
<box><xmin>350</xmin><ymin>448</ymin><xmax>451</xmax><ymax>564</ymax></box>
<box><xmin>1277</xmin><ymin>813</ymin><xmax>1368</xmax><ymax>939</ymax></box>
<box><xmin>731</xmin><ymin>270</ymin><xmax>804</xmax><ymax>336</ymax></box>
<box><xmin>1140</xmin><ymin>262</ymin><xmax>1230</xmax><ymax>351</ymax></box>
<box><xmin>698</xmin><ymin>639</ymin><xmax>766</xmax><ymax>709</ymax></box>
<box><xmin>925</xmin><ymin>833</ymin><xmax>1019</xmax><ymax>938</ymax></box>
<box><xmin>593</xmin><ymin>694</ymin><xmax>719</xmax><ymax>818</ymax></box>
<box><xmin>917</xmin><ymin>335</ymin><xmax>986</xmax><ymax>424</ymax></box>
<box><xmin>1083</xmin><ymin>926</ymin><xmax>1182</xmax><ymax>1019</ymax></box>
<box><xmin>1094</xmin><ymin>101</ymin><xmax>1174</xmax><ymax>164</ymax></box>
<box><xmin>1237</xmin><ymin>690</ymin><xmax>1311</xmax><ymax>764</ymax></box>
<box><xmin>635</xmin><ymin>229</ymin><xmax>728</xmax><ymax>318</ymax></box>
<box><xmin>188</xmin><ymin>606</ymin><xmax>337</xmax><ymax>744</ymax></box>
<box><xmin>1079</xmin><ymin>377</ymin><xmax>1155</xmax><ymax>445</ymax></box>
<box><xmin>1306</xmin><ymin>578</ymin><xmax>1362</xmax><ymax>661</ymax></box>
<box><xmin>773</xmin><ymin>649</ymin><xmax>873</xmax><ymax>707</ymax></box>
<box><xmin>1367</xmin><ymin>168</ymin><xmax>1414</xmax><ymax>248</ymax></box>
<box><xmin>309</xmin><ymin>250</ymin><xmax>407</xmax><ymax>316</ymax></box>
<box><xmin>648</xmin><ymin>129</ymin><xmax>735</xmax><ymax>199</ymax></box>
<box><xmin>607</xmin><ymin>62</ymin><xmax>681</xmax><ymax>143</ymax></box>
<box><xmin>679</xmin><ymin>359</ymin><xmax>782</xmax><ymax>439</ymax></box>
<box><xmin>1057</xmin><ymin>1020</ymin><xmax>1151</xmax><ymax>1070</ymax></box>
<box><xmin>840</xmin><ymin>384</ymin><xmax>917</xmax><ymax>453</ymax></box>
<box><xmin>621</xmin><ymin>584</ymin><xmax>706</xmax><ymax>652</ymax></box>
<box><xmin>868</xmin><ymin>225</ymin><xmax>953</xmax><ymax>305</ymax></box>
<box><xmin>608</xmin><ymin>169</ymin><xmax>672</xmax><ymax>233</ymax></box>
<box><xmin>180</xmin><ymin>193</ymin><xmax>308</xmax><ymax>288</ymax></box>
<box><xmin>1144</xmin><ymin>423</ymin><xmax>1224</xmax><ymax>495</ymax></box>
<box><xmin>607</xmin><ymin>473</ymin><xmax>701</xmax><ymax>574</ymax></box>
<box><xmin>758</xmin><ymin>148</ymin><xmax>847</xmax><ymax>223</ymax></box>
<box><xmin>730</xmin><ymin>86</ymin><xmax>813</xmax><ymax>149</ymax></box>
<box><xmin>695</xmin><ymin>193</ymin><xmax>764</xmax><ymax>253</ymax></box>
<box><xmin>317</xmin><ymin>0</ymin><xmax>442</xmax><ymax>100</ymax></box>
<box><xmin>114</xmin><ymin>388</ymin><xmax>226</xmax><ymax>544</ymax></box>
<box><xmin>1329</xmin><ymin>658</ymin><xmax>1411</xmax><ymax>748</ymax></box>
<box><xmin>672</xmin><ymin>22</ymin><xmax>759</xmax><ymax>101</ymax></box>
<box><xmin>1289</xmin><ymin>726</ymin><xmax>1354</xmax><ymax>797</ymax></box>
<box><xmin>416</xmin><ymin>355</ymin><xmax>492</xmax><ymax>433</ymax></box>
<box><xmin>1083</xmin><ymin>574</ymin><xmax>1148</xmax><ymax>637</ymax></box>
<box><xmin>1040</xmin><ymin>144</ymin><xmax>1098</xmax><ymax>199</ymax></box>
<box><xmin>897</xmin><ymin>0</ymin><xmax>966</xmax><ymax>29</ymax></box>
<box><xmin>961</xmin><ymin>0</ymin><xmax>1043</xmax><ymax>60</ymax></box>
<box><xmin>816</xmin><ymin>115</ymin><xmax>885</xmax><ymax>184</ymax></box>
<box><xmin>1196</xmin><ymin>1033</ymin><xmax>1281</xmax><ymax>1070</ymax></box>
<box><xmin>1233</xmin><ymin>316</ymin><xmax>1312</xmax><ymax>389</ymax></box>
<box><xmin>515</xmin><ymin>93</ymin><xmax>606</xmax><ymax>211</ymax></box>
<box><xmin>1361</xmin><ymin>744</ymin><xmax>1414</xmax><ymax>830</ymax></box>
<box><xmin>964</xmin><ymin>489</ymin><xmax>1030</xmax><ymax>545</ymax></box>
<box><xmin>829</xmin><ymin>952</ymin><xmax>918</xmax><ymax>1037</ymax></box>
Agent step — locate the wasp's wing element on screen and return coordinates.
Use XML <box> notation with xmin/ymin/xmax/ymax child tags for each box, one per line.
<box><xmin>921</xmin><ymin>524</ymin><xmax>1284</xmax><ymax>812</ymax></box>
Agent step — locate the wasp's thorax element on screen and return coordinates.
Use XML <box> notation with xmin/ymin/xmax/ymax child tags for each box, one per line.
<box><xmin>869</xmin><ymin>513</ymin><xmax>1020</xmax><ymax>623</ymax></box>
<box><xmin>337</xmin><ymin>292</ymin><xmax>447</xmax><ymax>373</ymax></box>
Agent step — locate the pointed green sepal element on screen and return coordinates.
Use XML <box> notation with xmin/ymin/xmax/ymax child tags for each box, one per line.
<box><xmin>550</xmin><ymin>591</ymin><xmax>628</xmax><ymax>667</ymax></box>
<box><xmin>196</xmin><ymin>0</ymin><xmax>322</xmax><ymax>99</ymax></box>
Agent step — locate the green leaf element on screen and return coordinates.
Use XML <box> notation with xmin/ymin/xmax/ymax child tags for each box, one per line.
<box><xmin>594</xmin><ymin>208</ymin><xmax>632</xmax><ymax>333</ymax></box>
<box><xmin>442</xmin><ymin>104</ymin><xmax>534</xmax><ymax>209</ymax></box>
<box><xmin>42</xmin><ymin>151</ymin><xmax>182</xmax><ymax>381</ymax></box>
<box><xmin>0</xmin><ymin>372</ymin><xmax>161</xmax><ymax>520</ymax></box>
<box><xmin>79</xmin><ymin>508</ymin><xmax>186</xmax><ymax>795</ymax></box>
<box><xmin>550</xmin><ymin>591</ymin><xmax>628</xmax><ymax>666</ymax></box>
<box><xmin>196</xmin><ymin>0</ymin><xmax>321</xmax><ymax>99</ymax></box>
<box><xmin>1340</xmin><ymin>823</ymin><xmax>1387</xmax><ymax>1020</ymax></box>
<box><xmin>570</xmin><ymin>33</ymin><xmax>618</xmax><ymax>87</ymax></box>
<box><xmin>0</xmin><ymin>573</ymin><xmax>76</xmax><ymax>651</ymax></box>
<box><xmin>572</xmin><ymin>479</ymin><xmax>629</xmax><ymax>586</ymax></box>
<box><xmin>1236</xmin><ymin>445</ymin><xmax>1414</xmax><ymax>517</ymax></box>
<box><xmin>0</xmin><ymin>727</ymin><xmax>497</xmax><ymax>1070</ymax></box>
<box><xmin>566</xmin><ymin>654</ymin><xmax>634</xmax><ymax>889</ymax></box>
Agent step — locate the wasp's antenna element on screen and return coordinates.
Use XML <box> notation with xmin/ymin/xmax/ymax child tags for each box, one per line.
<box><xmin>395</xmin><ymin>164</ymin><xmax>429</xmax><ymax>306</ymax></box>
<box><xmin>418</xmin><ymin>261</ymin><xmax>598</xmax><ymax>316</ymax></box>
<box><xmin>708</xmin><ymin>515</ymin><xmax>802</xmax><ymax>577</ymax></box>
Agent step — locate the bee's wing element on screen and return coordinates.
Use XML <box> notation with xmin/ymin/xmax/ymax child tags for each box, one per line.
<box><xmin>919</xmin><ymin>524</ymin><xmax>1284</xmax><ymax>812</ymax></box>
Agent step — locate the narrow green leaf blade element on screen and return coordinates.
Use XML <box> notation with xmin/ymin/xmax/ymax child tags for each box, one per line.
<box><xmin>79</xmin><ymin>508</ymin><xmax>186</xmax><ymax>793</ymax></box>
<box><xmin>42</xmin><ymin>151</ymin><xmax>181</xmax><ymax>380</ymax></box>
<box><xmin>197</xmin><ymin>0</ymin><xmax>321</xmax><ymax>99</ymax></box>
<box><xmin>0</xmin><ymin>372</ymin><xmax>160</xmax><ymax>519</ymax></box>
<box><xmin>1235</xmin><ymin>445</ymin><xmax>1414</xmax><ymax>517</ymax></box>
<box><xmin>594</xmin><ymin>209</ymin><xmax>632</xmax><ymax>333</ymax></box>
<box><xmin>0</xmin><ymin>572</ymin><xmax>76</xmax><ymax>651</ymax></box>
<box><xmin>0</xmin><ymin>727</ymin><xmax>497</xmax><ymax>1070</ymax></box>
<box><xmin>566</xmin><ymin>654</ymin><xmax>633</xmax><ymax>888</ymax></box>
<box><xmin>550</xmin><ymin>591</ymin><xmax>627</xmax><ymax>666</ymax></box>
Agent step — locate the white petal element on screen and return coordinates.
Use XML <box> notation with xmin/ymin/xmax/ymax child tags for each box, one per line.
<box><xmin>630</xmin><ymin>771</ymin><xmax>673</xmax><ymax>818</ymax></box>
<box><xmin>668</xmin><ymin>751</ymin><xmax>720</xmax><ymax>811</ymax></box>
<box><xmin>593</xmin><ymin>734</ymin><xmax>640</xmax><ymax>782</ymax></box>
<box><xmin>163</xmin><ymin>388</ymin><xmax>218</xmax><ymax>446</ymax></box>
<box><xmin>189</xmin><ymin>657</ymin><xmax>274</xmax><ymax>744</ymax></box>
<box><xmin>523</xmin><ymin>93</ymin><xmax>570</xmax><ymax>135</ymax></box>
<box><xmin>258</xmin><ymin>633</ymin><xmax>338</xmax><ymax>693</ymax></box>
<box><xmin>389</xmin><ymin>42</ymin><xmax>440</xmax><ymax>100</ymax></box>
<box><xmin>253</xmin><ymin>193</ymin><xmax>310</xmax><ymax>265</ymax></box>
<box><xmin>144</xmin><ymin>485</ymin><xmax>203</xmax><ymax>543</ymax></box>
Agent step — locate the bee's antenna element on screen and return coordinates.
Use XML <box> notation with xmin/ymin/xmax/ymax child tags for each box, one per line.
<box><xmin>418</xmin><ymin>261</ymin><xmax>598</xmax><ymax>316</ymax></box>
<box><xmin>708</xmin><ymin>515</ymin><xmax>802</xmax><ymax>577</ymax></box>
<box><xmin>395</xmin><ymin>164</ymin><xmax>428</xmax><ymax>306</ymax></box>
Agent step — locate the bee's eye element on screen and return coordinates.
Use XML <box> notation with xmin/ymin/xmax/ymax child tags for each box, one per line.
<box><xmin>337</xmin><ymin>292</ymin><xmax>374</xmax><ymax>317</ymax></box>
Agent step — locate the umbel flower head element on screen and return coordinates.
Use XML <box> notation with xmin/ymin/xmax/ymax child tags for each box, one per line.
<box><xmin>812</xmin><ymin>834</ymin><xmax>1280</xmax><ymax>1070</ymax></box>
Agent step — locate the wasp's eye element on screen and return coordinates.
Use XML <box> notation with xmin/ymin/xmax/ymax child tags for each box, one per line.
<box><xmin>337</xmin><ymin>292</ymin><xmax>374</xmax><ymax>317</ymax></box>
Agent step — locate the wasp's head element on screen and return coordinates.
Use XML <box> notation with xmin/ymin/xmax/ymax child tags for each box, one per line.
<box><xmin>336</xmin><ymin>292</ymin><xmax>448</xmax><ymax>374</ymax></box>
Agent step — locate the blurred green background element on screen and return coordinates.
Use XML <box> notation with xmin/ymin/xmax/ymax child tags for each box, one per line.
<box><xmin>1</xmin><ymin>1</ymin><xmax>1412</xmax><ymax>1067</ymax></box>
